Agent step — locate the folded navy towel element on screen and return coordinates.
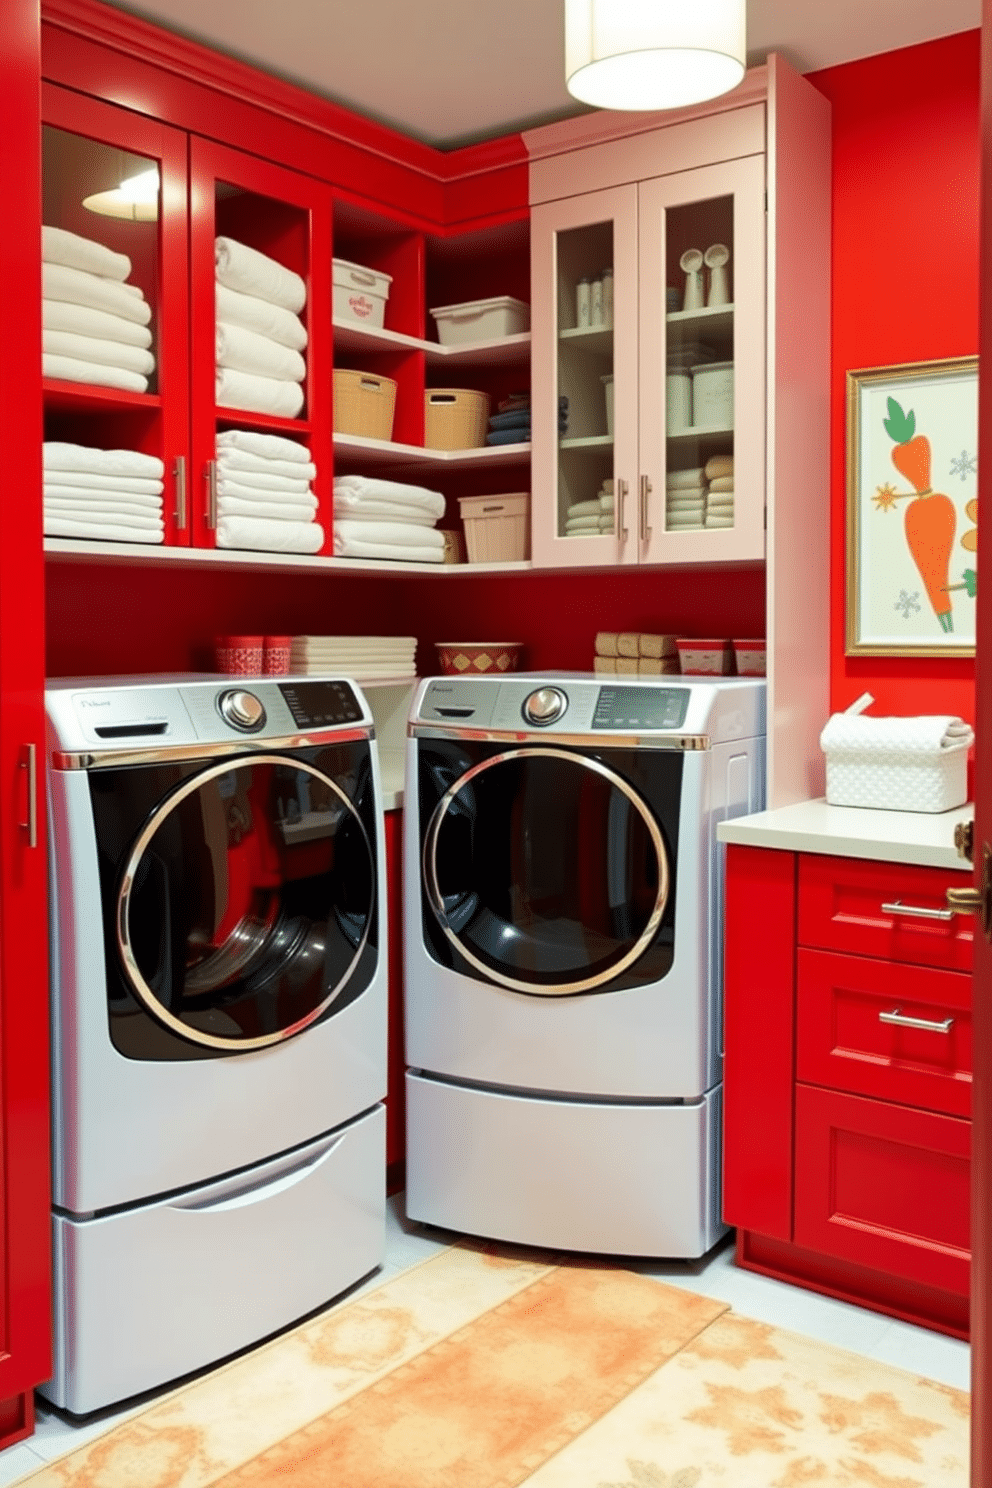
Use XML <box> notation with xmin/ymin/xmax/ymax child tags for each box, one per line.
<box><xmin>486</xmin><ymin>427</ymin><xmax>532</xmax><ymax>446</ymax></box>
<box><xmin>489</xmin><ymin>409</ymin><xmax>532</xmax><ymax>431</ymax></box>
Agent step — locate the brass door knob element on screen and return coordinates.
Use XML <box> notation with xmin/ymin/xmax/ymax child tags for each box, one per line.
<box><xmin>946</xmin><ymin>886</ymin><xmax>984</xmax><ymax>914</ymax></box>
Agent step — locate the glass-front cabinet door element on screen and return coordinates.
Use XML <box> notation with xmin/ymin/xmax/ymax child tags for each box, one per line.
<box><xmin>531</xmin><ymin>185</ymin><xmax>639</xmax><ymax>568</ymax></box>
<box><xmin>638</xmin><ymin>154</ymin><xmax>766</xmax><ymax>564</ymax></box>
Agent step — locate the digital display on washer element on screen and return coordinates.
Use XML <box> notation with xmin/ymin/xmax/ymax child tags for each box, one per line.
<box><xmin>592</xmin><ymin>686</ymin><xmax>690</xmax><ymax>730</ymax></box>
<box><xmin>278</xmin><ymin>680</ymin><xmax>364</xmax><ymax>729</ymax></box>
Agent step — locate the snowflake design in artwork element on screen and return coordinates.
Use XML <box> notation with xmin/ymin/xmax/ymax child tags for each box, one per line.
<box><xmin>949</xmin><ymin>449</ymin><xmax>978</xmax><ymax>482</ymax></box>
<box><xmin>894</xmin><ymin>589</ymin><xmax>921</xmax><ymax>619</ymax></box>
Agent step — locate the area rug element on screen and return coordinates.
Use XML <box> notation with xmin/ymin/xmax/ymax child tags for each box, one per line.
<box><xmin>21</xmin><ymin>1241</ymin><xmax>969</xmax><ymax>1488</ymax></box>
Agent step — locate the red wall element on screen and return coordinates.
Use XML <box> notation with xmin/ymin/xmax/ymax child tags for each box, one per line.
<box><xmin>809</xmin><ymin>30</ymin><xmax>980</xmax><ymax>724</ymax></box>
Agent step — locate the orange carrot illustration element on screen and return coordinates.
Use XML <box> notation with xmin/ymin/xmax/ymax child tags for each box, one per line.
<box><xmin>883</xmin><ymin>397</ymin><xmax>957</xmax><ymax>632</ymax></box>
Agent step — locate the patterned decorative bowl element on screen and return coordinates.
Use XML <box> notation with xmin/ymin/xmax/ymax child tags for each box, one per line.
<box><xmin>434</xmin><ymin>641</ymin><xmax>524</xmax><ymax>676</ymax></box>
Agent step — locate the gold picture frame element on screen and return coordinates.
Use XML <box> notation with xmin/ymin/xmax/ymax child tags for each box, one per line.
<box><xmin>846</xmin><ymin>354</ymin><xmax>978</xmax><ymax>657</ymax></box>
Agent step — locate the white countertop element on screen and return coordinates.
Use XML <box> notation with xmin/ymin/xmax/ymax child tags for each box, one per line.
<box><xmin>716</xmin><ymin>797</ymin><xmax>974</xmax><ymax>872</ymax></box>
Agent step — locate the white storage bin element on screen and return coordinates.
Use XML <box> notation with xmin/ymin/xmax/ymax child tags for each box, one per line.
<box><xmin>692</xmin><ymin>360</ymin><xmax>734</xmax><ymax>428</ymax></box>
<box><xmin>333</xmin><ymin>258</ymin><xmax>393</xmax><ymax>329</ymax></box>
<box><xmin>430</xmin><ymin>295</ymin><xmax>530</xmax><ymax>346</ymax></box>
<box><xmin>820</xmin><ymin>706</ymin><xmax>973</xmax><ymax>813</ymax></box>
<box><xmin>459</xmin><ymin>492</ymin><xmax>530</xmax><ymax>562</ymax></box>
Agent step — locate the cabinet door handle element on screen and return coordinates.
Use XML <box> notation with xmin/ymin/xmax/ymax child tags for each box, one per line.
<box><xmin>173</xmin><ymin>456</ymin><xmax>187</xmax><ymax>530</ymax></box>
<box><xmin>205</xmin><ymin>459</ymin><xmax>217</xmax><ymax>529</ymax></box>
<box><xmin>879</xmin><ymin>1007</ymin><xmax>954</xmax><ymax>1034</ymax></box>
<box><xmin>18</xmin><ymin>743</ymin><xmax>37</xmax><ymax>849</ymax></box>
<box><xmin>618</xmin><ymin>479</ymin><xmax>629</xmax><ymax>542</ymax></box>
<box><xmin>881</xmin><ymin>899</ymin><xmax>955</xmax><ymax>923</ymax></box>
<box><xmin>639</xmin><ymin>475</ymin><xmax>652</xmax><ymax>542</ymax></box>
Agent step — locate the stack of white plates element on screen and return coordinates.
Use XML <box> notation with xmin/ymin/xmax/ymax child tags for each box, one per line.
<box><xmin>289</xmin><ymin>635</ymin><xmax>417</xmax><ymax>679</ymax></box>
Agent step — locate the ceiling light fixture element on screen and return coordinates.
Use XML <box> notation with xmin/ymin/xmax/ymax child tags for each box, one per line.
<box><xmin>564</xmin><ymin>0</ymin><xmax>746</xmax><ymax>113</ymax></box>
<box><xmin>82</xmin><ymin>166</ymin><xmax>159</xmax><ymax>221</ymax></box>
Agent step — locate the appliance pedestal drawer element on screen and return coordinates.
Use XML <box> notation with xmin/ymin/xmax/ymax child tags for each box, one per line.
<box><xmin>793</xmin><ymin>1083</ymin><xmax>970</xmax><ymax>1299</ymax></box>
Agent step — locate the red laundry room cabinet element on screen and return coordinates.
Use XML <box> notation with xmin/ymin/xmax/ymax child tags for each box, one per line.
<box><xmin>724</xmin><ymin>844</ymin><xmax>974</xmax><ymax>1338</ymax></box>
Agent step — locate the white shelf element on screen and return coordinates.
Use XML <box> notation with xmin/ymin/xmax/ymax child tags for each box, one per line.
<box><xmin>44</xmin><ymin>538</ymin><xmax>532</xmax><ymax>577</ymax></box>
<box><xmin>333</xmin><ymin>433</ymin><xmax>530</xmax><ymax>471</ymax></box>
<box><xmin>559</xmin><ymin>325</ymin><xmax>613</xmax><ymax>355</ymax></box>
<box><xmin>666</xmin><ymin>304</ymin><xmax>735</xmax><ymax>327</ymax></box>
<box><xmin>560</xmin><ymin>435</ymin><xmax>613</xmax><ymax>450</ymax></box>
<box><xmin>333</xmin><ymin>319</ymin><xmax>530</xmax><ymax>367</ymax></box>
<box><xmin>668</xmin><ymin>424</ymin><xmax>734</xmax><ymax>443</ymax></box>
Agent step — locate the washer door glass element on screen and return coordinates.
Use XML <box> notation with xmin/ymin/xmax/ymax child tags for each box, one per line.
<box><xmin>424</xmin><ymin>747</ymin><xmax>669</xmax><ymax>995</ymax></box>
<box><xmin>118</xmin><ymin>756</ymin><xmax>375</xmax><ymax>1050</ymax></box>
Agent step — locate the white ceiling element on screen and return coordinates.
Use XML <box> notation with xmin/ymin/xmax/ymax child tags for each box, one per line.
<box><xmin>109</xmin><ymin>0</ymin><xmax>981</xmax><ymax>149</ymax></box>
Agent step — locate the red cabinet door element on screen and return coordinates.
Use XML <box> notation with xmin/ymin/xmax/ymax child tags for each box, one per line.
<box><xmin>41</xmin><ymin>83</ymin><xmax>191</xmax><ymax>546</ymax></box>
<box><xmin>189</xmin><ymin>137</ymin><xmax>332</xmax><ymax>552</ymax></box>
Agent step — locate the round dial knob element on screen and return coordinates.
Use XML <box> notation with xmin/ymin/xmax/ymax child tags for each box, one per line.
<box><xmin>218</xmin><ymin>689</ymin><xmax>266</xmax><ymax>731</ymax></box>
<box><xmin>522</xmin><ymin>687</ymin><xmax>568</xmax><ymax>726</ymax></box>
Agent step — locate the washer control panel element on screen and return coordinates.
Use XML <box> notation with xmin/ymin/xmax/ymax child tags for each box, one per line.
<box><xmin>522</xmin><ymin>687</ymin><xmax>568</xmax><ymax>726</ymax></box>
<box><xmin>592</xmin><ymin>686</ymin><xmax>690</xmax><ymax>731</ymax></box>
<box><xmin>217</xmin><ymin>689</ymin><xmax>267</xmax><ymax>732</ymax></box>
<box><xmin>278</xmin><ymin>679</ymin><xmax>363</xmax><ymax>729</ymax></box>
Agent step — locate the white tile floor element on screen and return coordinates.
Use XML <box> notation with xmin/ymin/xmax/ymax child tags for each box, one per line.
<box><xmin>0</xmin><ymin>1195</ymin><xmax>971</xmax><ymax>1485</ymax></box>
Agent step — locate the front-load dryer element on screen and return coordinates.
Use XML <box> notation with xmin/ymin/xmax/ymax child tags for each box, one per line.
<box><xmin>44</xmin><ymin>675</ymin><xmax>388</xmax><ymax>1413</ymax></box>
<box><xmin>404</xmin><ymin>674</ymin><xmax>765</xmax><ymax>1258</ymax></box>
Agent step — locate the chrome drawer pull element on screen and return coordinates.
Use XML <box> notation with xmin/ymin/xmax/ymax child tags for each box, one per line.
<box><xmin>881</xmin><ymin>899</ymin><xmax>955</xmax><ymax>923</ymax></box>
<box><xmin>879</xmin><ymin>1008</ymin><xmax>954</xmax><ymax>1034</ymax></box>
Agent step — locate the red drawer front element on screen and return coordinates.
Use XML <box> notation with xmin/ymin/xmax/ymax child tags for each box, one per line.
<box><xmin>798</xmin><ymin>854</ymin><xmax>974</xmax><ymax>971</ymax></box>
<box><xmin>794</xmin><ymin>1084</ymin><xmax>970</xmax><ymax>1298</ymax></box>
<box><xmin>796</xmin><ymin>948</ymin><xmax>972</xmax><ymax>1118</ymax></box>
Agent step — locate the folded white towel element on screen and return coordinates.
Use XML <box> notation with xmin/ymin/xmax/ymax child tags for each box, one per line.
<box><xmin>290</xmin><ymin>636</ymin><xmax>417</xmax><ymax>653</ymax></box>
<box><xmin>215</xmin><ymin>238</ymin><xmax>306</xmax><ymax>314</ymax></box>
<box><xmin>43</xmin><ymin>329</ymin><xmax>156</xmax><ymax>378</ymax></box>
<box><xmin>820</xmin><ymin>712</ymin><xmax>974</xmax><ymax>757</ymax></box>
<box><xmin>666</xmin><ymin>516</ymin><xmax>704</xmax><ymax>530</ymax></box>
<box><xmin>43</xmin><ymin>263</ymin><xmax>152</xmax><ymax>326</ymax></box>
<box><xmin>43</xmin><ymin>354</ymin><xmax>148</xmax><ymax>394</ymax></box>
<box><xmin>43</xmin><ymin>299</ymin><xmax>153</xmax><ymax>349</ymax></box>
<box><xmin>567</xmin><ymin>499</ymin><xmax>603</xmax><ymax>518</ymax></box>
<box><xmin>215</xmin><ymin>448</ymin><xmax>317</xmax><ymax>482</ymax></box>
<box><xmin>42</xmin><ymin>225</ymin><xmax>131</xmax><ymax>282</ymax></box>
<box><xmin>215</xmin><ymin>515</ymin><xmax>324</xmax><ymax>553</ymax></box>
<box><xmin>704</xmin><ymin>515</ymin><xmax>735</xmax><ymax>528</ymax></box>
<box><xmin>666</xmin><ymin>495</ymin><xmax>706</xmax><ymax>509</ymax></box>
<box><xmin>332</xmin><ymin>502</ymin><xmax>435</xmax><ymax>526</ymax></box>
<box><xmin>216</xmin><ymin>366</ymin><xmax>304</xmax><ymax>419</ymax></box>
<box><xmin>333</xmin><ymin>475</ymin><xmax>445</xmax><ymax>519</ymax></box>
<box><xmin>565</xmin><ymin>515</ymin><xmax>603</xmax><ymax>532</ymax></box>
<box><xmin>563</xmin><ymin>528</ymin><xmax>600</xmax><ymax>537</ymax></box>
<box><xmin>666</xmin><ymin>468</ymin><xmax>707</xmax><ymax>491</ymax></box>
<box><xmin>289</xmin><ymin>660</ymin><xmax>416</xmax><ymax>677</ymax></box>
<box><xmin>216</xmin><ymin>468</ymin><xmax>312</xmax><ymax>497</ymax></box>
<box><xmin>705</xmin><ymin>454</ymin><xmax>734</xmax><ymax>480</ymax></box>
<box><xmin>44</xmin><ymin>470</ymin><xmax>164</xmax><ymax>496</ymax></box>
<box><xmin>334</xmin><ymin>534</ymin><xmax>444</xmax><ymax>564</ymax></box>
<box><xmin>335</xmin><ymin>519</ymin><xmax>445</xmax><ymax>550</ymax></box>
<box><xmin>215</xmin><ymin>429</ymin><xmax>310</xmax><ymax>463</ymax></box>
<box><xmin>44</xmin><ymin>487</ymin><xmax>163</xmax><ymax>513</ymax></box>
<box><xmin>215</xmin><ymin>322</ymin><xmax>306</xmax><ymax>384</ymax></box>
<box><xmin>706</xmin><ymin>494</ymin><xmax>735</xmax><ymax>508</ymax></box>
<box><xmin>290</xmin><ymin>651</ymin><xmax>415</xmax><ymax>666</ymax></box>
<box><xmin>216</xmin><ymin>478</ymin><xmax>314</xmax><ymax>508</ymax></box>
<box><xmin>44</xmin><ymin>515</ymin><xmax>164</xmax><ymax>543</ymax></box>
<box><xmin>44</xmin><ymin>501</ymin><xmax>163</xmax><ymax>530</ymax></box>
<box><xmin>600</xmin><ymin>494</ymin><xmax>615</xmax><ymax>512</ymax></box>
<box><xmin>217</xmin><ymin>494</ymin><xmax>318</xmax><ymax>522</ymax></box>
<box><xmin>708</xmin><ymin>476</ymin><xmax>735</xmax><ymax>493</ymax></box>
<box><xmin>44</xmin><ymin>443</ymin><xmax>164</xmax><ymax>479</ymax></box>
<box><xmin>215</xmin><ymin>282</ymin><xmax>308</xmax><ymax>351</ymax></box>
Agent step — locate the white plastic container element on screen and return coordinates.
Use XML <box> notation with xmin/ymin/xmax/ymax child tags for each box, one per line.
<box><xmin>333</xmin><ymin>258</ymin><xmax>393</xmax><ymax>329</ymax></box>
<box><xmin>430</xmin><ymin>296</ymin><xmax>530</xmax><ymax>346</ymax></box>
<box><xmin>692</xmin><ymin>360</ymin><xmax>734</xmax><ymax>428</ymax></box>
<box><xmin>458</xmin><ymin>493</ymin><xmax>530</xmax><ymax>562</ymax></box>
<box><xmin>601</xmin><ymin>373</ymin><xmax>614</xmax><ymax>437</ymax></box>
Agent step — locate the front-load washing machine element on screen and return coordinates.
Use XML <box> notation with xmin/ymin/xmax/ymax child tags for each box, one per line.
<box><xmin>44</xmin><ymin>675</ymin><xmax>387</xmax><ymax>1413</ymax></box>
<box><xmin>404</xmin><ymin>673</ymin><xmax>765</xmax><ymax>1257</ymax></box>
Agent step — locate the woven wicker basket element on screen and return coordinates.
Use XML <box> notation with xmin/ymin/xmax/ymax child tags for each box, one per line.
<box><xmin>333</xmin><ymin>369</ymin><xmax>397</xmax><ymax>441</ymax></box>
<box><xmin>425</xmin><ymin>388</ymin><xmax>489</xmax><ymax>450</ymax></box>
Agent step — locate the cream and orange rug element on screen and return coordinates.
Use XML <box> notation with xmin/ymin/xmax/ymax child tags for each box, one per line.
<box><xmin>22</xmin><ymin>1241</ymin><xmax>969</xmax><ymax>1487</ymax></box>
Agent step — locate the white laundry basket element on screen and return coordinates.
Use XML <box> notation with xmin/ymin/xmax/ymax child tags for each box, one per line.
<box><xmin>820</xmin><ymin>697</ymin><xmax>973</xmax><ymax>813</ymax></box>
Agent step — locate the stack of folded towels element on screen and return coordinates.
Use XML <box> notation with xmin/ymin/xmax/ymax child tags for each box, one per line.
<box><xmin>288</xmin><ymin>635</ymin><xmax>417</xmax><ymax>679</ymax></box>
<box><xmin>594</xmin><ymin>632</ymin><xmax>680</xmax><ymax>675</ymax></box>
<box><xmin>214</xmin><ymin>430</ymin><xmax>324</xmax><ymax>554</ymax></box>
<box><xmin>704</xmin><ymin>453</ymin><xmax>734</xmax><ymax>528</ymax></box>
<box><xmin>43</xmin><ymin>441</ymin><xmax>164</xmax><ymax>544</ymax></box>
<box><xmin>215</xmin><ymin>237</ymin><xmax>307</xmax><ymax>419</ymax></box>
<box><xmin>332</xmin><ymin>475</ymin><xmax>446</xmax><ymax>563</ymax></box>
<box><xmin>565</xmin><ymin>479</ymin><xmax>614</xmax><ymax>536</ymax></box>
<box><xmin>484</xmin><ymin>393</ymin><xmax>568</xmax><ymax>446</ymax></box>
<box><xmin>42</xmin><ymin>226</ymin><xmax>155</xmax><ymax>393</ymax></box>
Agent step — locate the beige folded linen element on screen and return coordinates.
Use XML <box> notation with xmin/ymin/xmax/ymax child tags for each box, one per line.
<box><xmin>215</xmin><ymin>282</ymin><xmax>308</xmax><ymax>351</ymax></box>
<box><xmin>706</xmin><ymin>494</ymin><xmax>735</xmax><ymax>508</ymax></box>
<box><xmin>708</xmin><ymin>475</ymin><xmax>735</xmax><ymax>493</ymax></box>
<box><xmin>215</xmin><ymin>448</ymin><xmax>317</xmax><ymax>482</ymax></box>
<box><xmin>215</xmin><ymin>429</ymin><xmax>311</xmax><ymax>463</ymax></box>
<box><xmin>667</xmin><ymin>516</ymin><xmax>704</xmax><ymax>530</ymax></box>
<box><xmin>596</xmin><ymin>632</ymin><xmax>619</xmax><ymax>657</ymax></box>
<box><xmin>42</xmin><ymin>225</ymin><xmax>131</xmax><ymax>282</ymax></box>
<box><xmin>639</xmin><ymin>634</ymin><xmax>677</xmax><ymax>658</ymax></box>
<box><xmin>43</xmin><ymin>298</ymin><xmax>153</xmax><ymax>348</ymax></box>
<box><xmin>43</xmin><ymin>329</ymin><xmax>156</xmax><ymax>377</ymax></box>
<box><xmin>43</xmin><ymin>442</ymin><xmax>164</xmax><ymax>479</ymax></box>
<box><xmin>567</xmin><ymin>499</ymin><xmax>603</xmax><ymax>517</ymax></box>
<box><xmin>666</xmin><ymin>498</ymin><xmax>706</xmax><ymax>513</ymax></box>
<box><xmin>215</xmin><ymin>321</ymin><xmax>306</xmax><ymax>383</ymax></box>
<box><xmin>215</xmin><ymin>238</ymin><xmax>306</xmax><ymax>314</ymax></box>
<box><xmin>43</xmin><ymin>353</ymin><xmax>148</xmax><ymax>394</ymax></box>
<box><xmin>704</xmin><ymin>514</ymin><xmax>735</xmax><ymax>528</ymax></box>
<box><xmin>216</xmin><ymin>514</ymin><xmax>324</xmax><ymax>553</ymax></box>
<box><xmin>594</xmin><ymin>655</ymin><xmax>616</xmax><ymax>673</ymax></box>
<box><xmin>638</xmin><ymin>657</ymin><xmax>680</xmax><ymax>675</ymax></box>
<box><xmin>565</xmin><ymin>516</ymin><xmax>602</xmax><ymax>532</ymax></box>
<box><xmin>215</xmin><ymin>366</ymin><xmax>304</xmax><ymax>419</ymax></box>
<box><xmin>615</xmin><ymin>657</ymin><xmax>639</xmax><ymax>674</ymax></box>
<box><xmin>666</xmin><ymin>467</ymin><xmax>706</xmax><ymax>491</ymax></box>
<box><xmin>617</xmin><ymin>633</ymin><xmax>640</xmax><ymax>658</ymax></box>
<box><xmin>43</xmin><ymin>262</ymin><xmax>151</xmax><ymax>325</ymax></box>
<box><xmin>705</xmin><ymin>454</ymin><xmax>734</xmax><ymax>480</ymax></box>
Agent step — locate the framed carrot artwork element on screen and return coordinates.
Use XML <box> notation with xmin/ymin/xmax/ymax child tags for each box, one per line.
<box><xmin>846</xmin><ymin>355</ymin><xmax>978</xmax><ymax>657</ymax></box>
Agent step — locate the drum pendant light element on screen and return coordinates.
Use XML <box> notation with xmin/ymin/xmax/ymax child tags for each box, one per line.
<box><xmin>565</xmin><ymin>0</ymin><xmax>746</xmax><ymax>112</ymax></box>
